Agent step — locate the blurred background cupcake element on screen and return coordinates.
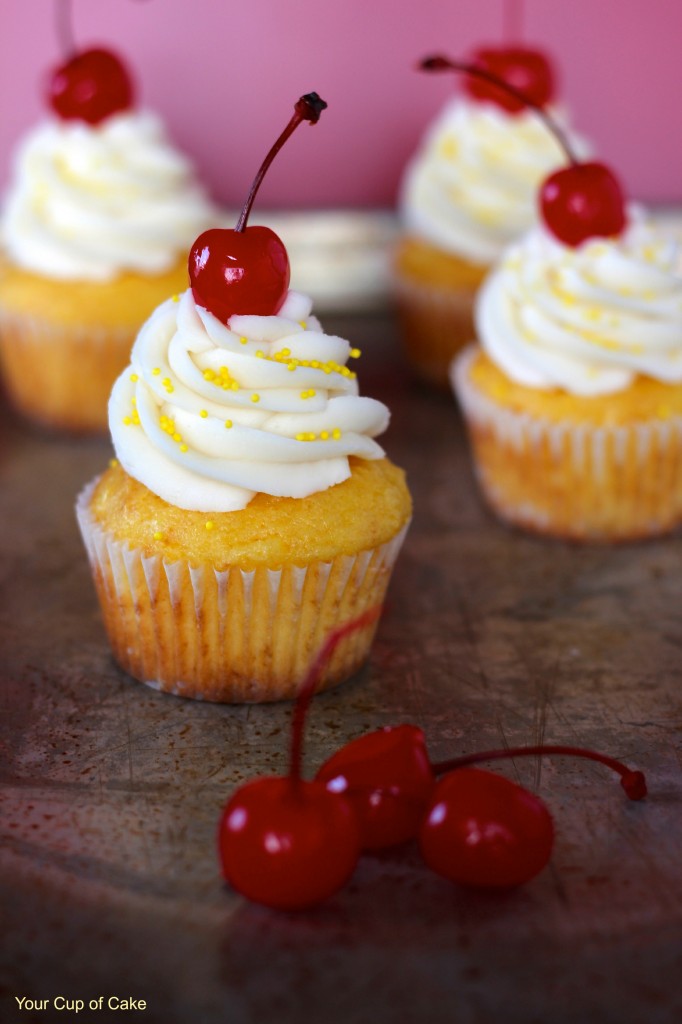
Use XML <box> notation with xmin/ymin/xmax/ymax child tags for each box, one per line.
<box><xmin>394</xmin><ymin>45</ymin><xmax>590</xmax><ymax>388</ymax></box>
<box><xmin>0</xmin><ymin>33</ymin><xmax>215</xmax><ymax>433</ymax></box>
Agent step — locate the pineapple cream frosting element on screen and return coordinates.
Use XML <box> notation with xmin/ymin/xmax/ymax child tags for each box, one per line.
<box><xmin>400</xmin><ymin>97</ymin><xmax>588</xmax><ymax>266</ymax></box>
<box><xmin>1</xmin><ymin>111</ymin><xmax>214</xmax><ymax>281</ymax></box>
<box><xmin>109</xmin><ymin>289</ymin><xmax>389</xmax><ymax>511</ymax></box>
<box><xmin>475</xmin><ymin>212</ymin><xmax>682</xmax><ymax>396</ymax></box>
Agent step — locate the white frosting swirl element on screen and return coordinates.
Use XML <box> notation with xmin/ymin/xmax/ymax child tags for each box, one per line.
<box><xmin>476</xmin><ymin>211</ymin><xmax>682</xmax><ymax>396</ymax></box>
<box><xmin>400</xmin><ymin>97</ymin><xmax>589</xmax><ymax>266</ymax></box>
<box><xmin>109</xmin><ymin>290</ymin><xmax>389</xmax><ymax>511</ymax></box>
<box><xmin>2</xmin><ymin>111</ymin><xmax>214</xmax><ymax>280</ymax></box>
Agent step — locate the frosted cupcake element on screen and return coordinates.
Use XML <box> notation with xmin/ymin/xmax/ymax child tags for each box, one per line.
<box><xmin>0</xmin><ymin>46</ymin><xmax>214</xmax><ymax>432</ymax></box>
<box><xmin>76</xmin><ymin>93</ymin><xmax>412</xmax><ymax>702</ymax></box>
<box><xmin>395</xmin><ymin>50</ymin><xmax>589</xmax><ymax>387</ymax></box>
<box><xmin>453</xmin><ymin>211</ymin><xmax>682</xmax><ymax>541</ymax></box>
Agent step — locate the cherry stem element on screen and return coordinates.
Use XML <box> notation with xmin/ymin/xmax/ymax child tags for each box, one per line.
<box><xmin>235</xmin><ymin>92</ymin><xmax>327</xmax><ymax>234</ymax></box>
<box><xmin>289</xmin><ymin>606</ymin><xmax>382</xmax><ymax>785</ymax></box>
<box><xmin>504</xmin><ymin>0</ymin><xmax>524</xmax><ymax>43</ymax></box>
<box><xmin>56</xmin><ymin>0</ymin><xmax>76</xmax><ymax>60</ymax></box>
<box><xmin>419</xmin><ymin>55</ymin><xmax>577</xmax><ymax>166</ymax></box>
<box><xmin>432</xmin><ymin>744</ymin><xmax>647</xmax><ymax>800</ymax></box>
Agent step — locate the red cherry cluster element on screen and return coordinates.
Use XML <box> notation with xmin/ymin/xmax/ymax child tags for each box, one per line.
<box><xmin>217</xmin><ymin>611</ymin><xmax>647</xmax><ymax>910</ymax></box>
<box><xmin>189</xmin><ymin>93</ymin><xmax>327</xmax><ymax>324</ymax></box>
<box><xmin>420</xmin><ymin>55</ymin><xmax>627</xmax><ymax>248</ymax></box>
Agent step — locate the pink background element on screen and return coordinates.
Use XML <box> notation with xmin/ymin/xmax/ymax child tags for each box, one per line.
<box><xmin>1</xmin><ymin>0</ymin><xmax>681</xmax><ymax>209</ymax></box>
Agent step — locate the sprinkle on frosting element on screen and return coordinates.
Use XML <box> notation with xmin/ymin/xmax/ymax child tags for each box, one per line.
<box><xmin>476</xmin><ymin>210</ymin><xmax>682</xmax><ymax>396</ymax></box>
<box><xmin>108</xmin><ymin>289</ymin><xmax>389</xmax><ymax>512</ymax></box>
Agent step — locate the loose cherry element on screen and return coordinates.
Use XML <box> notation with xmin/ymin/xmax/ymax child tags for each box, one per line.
<box><xmin>315</xmin><ymin>725</ymin><xmax>435</xmax><ymax>850</ymax></box>
<box><xmin>420</xmin><ymin>55</ymin><xmax>627</xmax><ymax>247</ymax></box>
<box><xmin>189</xmin><ymin>93</ymin><xmax>327</xmax><ymax>323</ymax></box>
<box><xmin>420</xmin><ymin>767</ymin><xmax>554</xmax><ymax>888</ymax></box>
<box><xmin>464</xmin><ymin>46</ymin><xmax>554</xmax><ymax>113</ymax></box>
<box><xmin>217</xmin><ymin>607</ymin><xmax>380</xmax><ymax>911</ymax></box>
<box><xmin>420</xmin><ymin>744</ymin><xmax>646</xmax><ymax>889</ymax></box>
<box><xmin>47</xmin><ymin>48</ymin><xmax>134</xmax><ymax>125</ymax></box>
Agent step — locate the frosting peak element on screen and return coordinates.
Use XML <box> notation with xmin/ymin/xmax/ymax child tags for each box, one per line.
<box><xmin>2</xmin><ymin>110</ymin><xmax>214</xmax><ymax>280</ymax></box>
<box><xmin>400</xmin><ymin>97</ymin><xmax>589</xmax><ymax>265</ymax></box>
<box><xmin>110</xmin><ymin>290</ymin><xmax>389</xmax><ymax>511</ymax></box>
<box><xmin>476</xmin><ymin>211</ymin><xmax>682</xmax><ymax>396</ymax></box>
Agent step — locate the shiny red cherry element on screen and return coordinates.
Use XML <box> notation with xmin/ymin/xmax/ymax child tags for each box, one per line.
<box><xmin>315</xmin><ymin>725</ymin><xmax>436</xmax><ymax>850</ymax></box>
<box><xmin>541</xmin><ymin>161</ymin><xmax>627</xmax><ymax>246</ymax></box>
<box><xmin>420</xmin><ymin>55</ymin><xmax>628</xmax><ymax>248</ymax></box>
<box><xmin>189</xmin><ymin>92</ymin><xmax>326</xmax><ymax>323</ymax></box>
<box><xmin>47</xmin><ymin>47</ymin><xmax>134</xmax><ymax>125</ymax></box>
<box><xmin>189</xmin><ymin>226</ymin><xmax>289</xmax><ymax>321</ymax></box>
<box><xmin>218</xmin><ymin>777</ymin><xmax>360</xmax><ymax>910</ymax></box>
<box><xmin>464</xmin><ymin>46</ymin><xmax>555</xmax><ymax>112</ymax></box>
<box><xmin>419</xmin><ymin>768</ymin><xmax>555</xmax><ymax>889</ymax></box>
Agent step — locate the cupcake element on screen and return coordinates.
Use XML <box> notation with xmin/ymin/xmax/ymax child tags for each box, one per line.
<box><xmin>452</xmin><ymin>211</ymin><xmax>682</xmax><ymax>541</ymax></box>
<box><xmin>76</xmin><ymin>93</ymin><xmax>412</xmax><ymax>702</ymax></box>
<box><xmin>395</xmin><ymin>48</ymin><xmax>589</xmax><ymax>387</ymax></box>
<box><xmin>0</xmin><ymin>46</ymin><xmax>215</xmax><ymax>433</ymax></box>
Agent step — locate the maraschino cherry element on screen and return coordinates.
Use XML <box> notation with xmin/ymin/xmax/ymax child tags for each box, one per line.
<box><xmin>316</xmin><ymin>724</ymin><xmax>435</xmax><ymax>850</ymax></box>
<box><xmin>189</xmin><ymin>93</ymin><xmax>327</xmax><ymax>324</ymax></box>
<box><xmin>217</xmin><ymin>607</ymin><xmax>379</xmax><ymax>911</ymax></box>
<box><xmin>47</xmin><ymin>1</ymin><xmax>134</xmax><ymax>125</ymax></box>
<box><xmin>464</xmin><ymin>46</ymin><xmax>554</xmax><ymax>113</ymax></box>
<box><xmin>420</xmin><ymin>55</ymin><xmax>627</xmax><ymax>247</ymax></box>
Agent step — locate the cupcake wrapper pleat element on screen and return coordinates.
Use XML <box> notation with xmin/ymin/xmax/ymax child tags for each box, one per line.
<box><xmin>76</xmin><ymin>479</ymin><xmax>410</xmax><ymax>702</ymax></box>
<box><xmin>0</xmin><ymin>308</ymin><xmax>134</xmax><ymax>433</ymax></box>
<box><xmin>452</xmin><ymin>345</ymin><xmax>682</xmax><ymax>541</ymax></box>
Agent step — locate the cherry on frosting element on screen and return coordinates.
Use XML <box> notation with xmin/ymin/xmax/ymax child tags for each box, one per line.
<box><xmin>47</xmin><ymin>47</ymin><xmax>134</xmax><ymax>125</ymax></box>
<box><xmin>315</xmin><ymin>724</ymin><xmax>436</xmax><ymax>850</ymax></box>
<box><xmin>420</xmin><ymin>55</ymin><xmax>628</xmax><ymax>248</ymax></box>
<box><xmin>189</xmin><ymin>93</ymin><xmax>327</xmax><ymax>324</ymax></box>
<box><xmin>217</xmin><ymin>607</ymin><xmax>380</xmax><ymax>910</ymax></box>
<box><xmin>464</xmin><ymin>45</ymin><xmax>555</xmax><ymax>113</ymax></box>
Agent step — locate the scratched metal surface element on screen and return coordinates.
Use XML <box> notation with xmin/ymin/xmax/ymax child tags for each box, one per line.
<box><xmin>1</xmin><ymin>312</ymin><xmax>681</xmax><ymax>1024</ymax></box>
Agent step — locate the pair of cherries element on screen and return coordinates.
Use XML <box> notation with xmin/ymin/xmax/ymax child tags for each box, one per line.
<box><xmin>423</xmin><ymin>52</ymin><xmax>627</xmax><ymax>248</ymax></box>
<box><xmin>218</xmin><ymin>610</ymin><xmax>646</xmax><ymax>911</ymax></box>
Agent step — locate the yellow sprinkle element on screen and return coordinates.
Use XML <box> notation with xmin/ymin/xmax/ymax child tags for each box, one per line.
<box><xmin>162</xmin><ymin>377</ymin><xmax>171</xmax><ymax>386</ymax></box>
<box><xmin>295</xmin><ymin>433</ymin><xmax>305</xmax><ymax>441</ymax></box>
<box><xmin>332</xmin><ymin>428</ymin><xmax>341</xmax><ymax>440</ymax></box>
<box><xmin>152</xmin><ymin>367</ymin><xmax>161</xmax><ymax>376</ymax></box>
<box><xmin>287</xmin><ymin>362</ymin><xmax>297</xmax><ymax>372</ymax></box>
<box><xmin>179</xmin><ymin>444</ymin><xmax>188</xmax><ymax>452</ymax></box>
<box><xmin>251</xmin><ymin>394</ymin><xmax>260</xmax><ymax>403</ymax></box>
<box><xmin>320</xmin><ymin>430</ymin><xmax>329</xmax><ymax>440</ymax></box>
<box><xmin>224</xmin><ymin>420</ymin><xmax>233</xmax><ymax>429</ymax></box>
<box><xmin>255</xmin><ymin>350</ymin><xmax>264</xmax><ymax>359</ymax></box>
<box><xmin>280</xmin><ymin>348</ymin><xmax>291</xmax><ymax>357</ymax></box>
<box><xmin>220</xmin><ymin>366</ymin><xmax>230</xmax><ymax>377</ymax></box>
<box><xmin>130</xmin><ymin>373</ymin><xmax>139</xmax><ymax>382</ymax></box>
<box><xmin>172</xmin><ymin>433</ymin><xmax>181</xmax><ymax>442</ymax></box>
<box><xmin>109</xmin><ymin>458</ymin><xmax>118</xmax><ymax>468</ymax></box>
<box><xmin>205</xmin><ymin>520</ymin><xmax>215</xmax><ymax>531</ymax></box>
<box><xmin>203</xmin><ymin>369</ymin><xmax>215</xmax><ymax>381</ymax></box>
<box><xmin>240</xmin><ymin>336</ymin><xmax>248</xmax><ymax>345</ymax></box>
<box><xmin>172</xmin><ymin>294</ymin><xmax>180</xmax><ymax>303</ymax></box>
<box><xmin>231</xmin><ymin>382</ymin><xmax>239</xmax><ymax>391</ymax></box>
<box><xmin>153</xmin><ymin>531</ymin><xmax>163</xmax><ymax>541</ymax></box>
<box><xmin>200</xmin><ymin>409</ymin><xmax>208</xmax><ymax>418</ymax></box>
<box><xmin>349</xmin><ymin>348</ymin><xmax>361</xmax><ymax>358</ymax></box>
<box><xmin>299</xmin><ymin>321</ymin><xmax>307</xmax><ymax>329</ymax></box>
<box><xmin>123</xmin><ymin>416</ymin><xmax>132</xmax><ymax>426</ymax></box>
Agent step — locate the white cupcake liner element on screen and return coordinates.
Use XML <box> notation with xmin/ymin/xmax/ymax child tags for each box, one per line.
<box><xmin>452</xmin><ymin>345</ymin><xmax>682</xmax><ymax>540</ymax></box>
<box><xmin>76</xmin><ymin>478</ymin><xmax>410</xmax><ymax>702</ymax></box>
<box><xmin>0</xmin><ymin>307</ymin><xmax>135</xmax><ymax>432</ymax></box>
